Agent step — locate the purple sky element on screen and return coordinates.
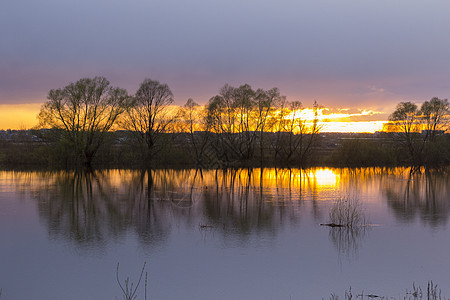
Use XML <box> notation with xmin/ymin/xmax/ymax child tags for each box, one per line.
<box><xmin>1</xmin><ymin>0</ymin><xmax>450</xmax><ymax>116</ymax></box>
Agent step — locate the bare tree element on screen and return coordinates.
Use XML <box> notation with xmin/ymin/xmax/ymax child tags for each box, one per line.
<box><xmin>254</xmin><ymin>88</ymin><xmax>284</xmax><ymax>165</ymax></box>
<box><xmin>419</xmin><ymin>97</ymin><xmax>450</xmax><ymax>167</ymax></box>
<box><xmin>233</xmin><ymin>84</ymin><xmax>257</xmax><ymax>161</ymax></box>
<box><xmin>387</xmin><ymin>98</ymin><xmax>450</xmax><ymax>169</ymax></box>
<box><xmin>38</xmin><ymin>76</ymin><xmax>128</xmax><ymax>167</ymax></box>
<box><xmin>281</xmin><ymin>100</ymin><xmax>304</xmax><ymax>163</ymax></box>
<box><xmin>268</xmin><ymin>96</ymin><xmax>291</xmax><ymax>161</ymax></box>
<box><xmin>122</xmin><ymin>79</ymin><xmax>175</xmax><ymax>165</ymax></box>
<box><xmin>178</xmin><ymin>98</ymin><xmax>213</xmax><ymax>167</ymax></box>
<box><xmin>206</xmin><ymin>84</ymin><xmax>251</xmax><ymax>165</ymax></box>
<box><xmin>297</xmin><ymin>100</ymin><xmax>323</xmax><ymax>166</ymax></box>
<box><xmin>268</xmin><ymin>100</ymin><xmax>322</xmax><ymax>166</ymax></box>
<box><xmin>420</xmin><ymin>97</ymin><xmax>449</xmax><ymax>141</ymax></box>
<box><xmin>206</xmin><ymin>83</ymin><xmax>281</xmax><ymax>166</ymax></box>
<box><xmin>387</xmin><ymin>101</ymin><xmax>422</xmax><ymax>167</ymax></box>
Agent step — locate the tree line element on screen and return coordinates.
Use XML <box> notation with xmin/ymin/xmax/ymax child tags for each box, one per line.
<box><xmin>385</xmin><ymin>98</ymin><xmax>450</xmax><ymax>170</ymax></box>
<box><xmin>4</xmin><ymin>76</ymin><xmax>447</xmax><ymax>170</ymax></box>
<box><xmin>36</xmin><ymin>76</ymin><xmax>323</xmax><ymax>169</ymax></box>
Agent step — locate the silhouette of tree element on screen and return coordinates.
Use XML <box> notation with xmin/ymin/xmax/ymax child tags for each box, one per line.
<box><xmin>420</xmin><ymin>97</ymin><xmax>450</xmax><ymax>167</ymax></box>
<box><xmin>387</xmin><ymin>102</ymin><xmax>422</xmax><ymax>168</ymax></box>
<box><xmin>268</xmin><ymin>100</ymin><xmax>322</xmax><ymax>166</ymax></box>
<box><xmin>420</xmin><ymin>97</ymin><xmax>449</xmax><ymax>140</ymax></box>
<box><xmin>254</xmin><ymin>87</ymin><xmax>284</xmax><ymax>165</ymax></box>
<box><xmin>206</xmin><ymin>84</ymin><xmax>282</xmax><ymax>166</ymax></box>
<box><xmin>38</xmin><ymin>76</ymin><xmax>128</xmax><ymax>167</ymax></box>
<box><xmin>178</xmin><ymin>98</ymin><xmax>213</xmax><ymax>167</ymax></box>
<box><xmin>121</xmin><ymin>79</ymin><xmax>175</xmax><ymax>166</ymax></box>
<box><xmin>387</xmin><ymin>99</ymin><xmax>450</xmax><ymax>168</ymax></box>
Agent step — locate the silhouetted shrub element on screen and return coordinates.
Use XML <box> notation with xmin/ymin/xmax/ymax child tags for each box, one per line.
<box><xmin>331</xmin><ymin>139</ymin><xmax>396</xmax><ymax>167</ymax></box>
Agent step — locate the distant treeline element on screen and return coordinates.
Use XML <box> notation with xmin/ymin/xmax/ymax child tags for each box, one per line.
<box><xmin>1</xmin><ymin>130</ymin><xmax>449</xmax><ymax>170</ymax></box>
<box><xmin>1</xmin><ymin>129</ymin><xmax>324</xmax><ymax>169</ymax></box>
<box><xmin>1</xmin><ymin>77</ymin><xmax>449</xmax><ymax>170</ymax></box>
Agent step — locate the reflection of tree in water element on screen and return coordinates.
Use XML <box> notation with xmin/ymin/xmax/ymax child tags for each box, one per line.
<box><xmin>329</xmin><ymin>226</ymin><xmax>368</xmax><ymax>259</ymax></box>
<box><xmin>22</xmin><ymin>170</ymin><xmax>195</xmax><ymax>251</ymax></box>
<box><xmin>200</xmin><ymin>168</ymin><xmax>344</xmax><ymax>239</ymax></box>
<box><xmin>382</xmin><ymin>169</ymin><xmax>450</xmax><ymax>227</ymax></box>
<box><xmin>201</xmin><ymin>168</ymin><xmax>294</xmax><ymax>239</ymax></box>
<box><xmin>130</xmin><ymin>169</ymin><xmax>205</xmax><ymax>247</ymax></box>
<box><xmin>28</xmin><ymin>171</ymin><xmax>117</xmax><ymax>248</ymax></box>
<box><xmin>326</xmin><ymin>195</ymin><xmax>369</xmax><ymax>259</ymax></box>
<box><xmin>11</xmin><ymin>167</ymin><xmax>347</xmax><ymax>250</ymax></box>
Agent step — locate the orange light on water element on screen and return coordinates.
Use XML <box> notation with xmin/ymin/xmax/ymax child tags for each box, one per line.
<box><xmin>306</xmin><ymin>168</ymin><xmax>340</xmax><ymax>188</ymax></box>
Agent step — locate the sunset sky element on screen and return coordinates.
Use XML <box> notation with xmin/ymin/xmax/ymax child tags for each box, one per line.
<box><xmin>1</xmin><ymin>0</ymin><xmax>450</xmax><ymax>131</ymax></box>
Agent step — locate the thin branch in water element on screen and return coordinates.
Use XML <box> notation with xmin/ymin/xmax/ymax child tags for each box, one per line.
<box><xmin>116</xmin><ymin>262</ymin><xmax>147</xmax><ymax>300</ymax></box>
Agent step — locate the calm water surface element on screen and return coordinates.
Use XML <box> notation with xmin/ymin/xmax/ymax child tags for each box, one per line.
<box><xmin>0</xmin><ymin>168</ymin><xmax>449</xmax><ymax>299</ymax></box>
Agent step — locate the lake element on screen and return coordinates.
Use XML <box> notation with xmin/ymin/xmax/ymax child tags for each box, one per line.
<box><xmin>0</xmin><ymin>167</ymin><xmax>449</xmax><ymax>299</ymax></box>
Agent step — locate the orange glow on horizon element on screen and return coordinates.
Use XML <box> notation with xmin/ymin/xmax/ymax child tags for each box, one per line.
<box><xmin>320</xmin><ymin>120</ymin><xmax>387</xmax><ymax>133</ymax></box>
<box><xmin>0</xmin><ymin>104</ymin><xmax>41</xmax><ymax>130</ymax></box>
<box><xmin>286</xmin><ymin>107</ymin><xmax>387</xmax><ymax>133</ymax></box>
<box><xmin>0</xmin><ymin>103</ymin><xmax>387</xmax><ymax>133</ymax></box>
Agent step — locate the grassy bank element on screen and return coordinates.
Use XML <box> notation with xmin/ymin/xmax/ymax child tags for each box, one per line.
<box><xmin>0</xmin><ymin>130</ymin><xmax>449</xmax><ymax>170</ymax></box>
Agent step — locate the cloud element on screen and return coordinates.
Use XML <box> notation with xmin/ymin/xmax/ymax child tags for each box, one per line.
<box><xmin>369</xmin><ymin>86</ymin><xmax>385</xmax><ymax>93</ymax></box>
<box><xmin>321</xmin><ymin>108</ymin><xmax>388</xmax><ymax>122</ymax></box>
